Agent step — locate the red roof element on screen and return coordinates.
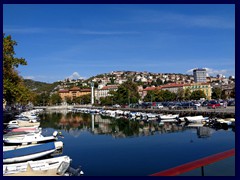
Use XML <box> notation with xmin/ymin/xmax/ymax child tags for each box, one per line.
<box><xmin>69</xmin><ymin>87</ymin><xmax>81</xmax><ymax>91</ymax></box>
<box><xmin>161</xmin><ymin>83</ymin><xmax>184</xmax><ymax>88</ymax></box>
<box><xmin>101</xmin><ymin>85</ymin><xmax>119</xmax><ymax>90</ymax></box>
<box><xmin>143</xmin><ymin>86</ymin><xmax>161</xmax><ymax>91</ymax></box>
<box><xmin>80</xmin><ymin>89</ymin><xmax>91</xmax><ymax>92</ymax></box>
<box><xmin>59</xmin><ymin>89</ymin><xmax>69</xmax><ymax>93</ymax></box>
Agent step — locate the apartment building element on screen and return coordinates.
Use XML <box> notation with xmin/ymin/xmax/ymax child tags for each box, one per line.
<box><xmin>59</xmin><ymin>87</ymin><xmax>91</xmax><ymax>101</ymax></box>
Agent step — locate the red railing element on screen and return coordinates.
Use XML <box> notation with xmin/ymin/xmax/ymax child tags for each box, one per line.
<box><xmin>150</xmin><ymin>148</ymin><xmax>235</xmax><ymax>176</ymax></box>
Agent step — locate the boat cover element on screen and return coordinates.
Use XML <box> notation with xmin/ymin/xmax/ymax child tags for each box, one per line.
<box><xmin>3</xmin><ymin>142</ymin><xmax>55</xmax><ymax>159</ymax></box>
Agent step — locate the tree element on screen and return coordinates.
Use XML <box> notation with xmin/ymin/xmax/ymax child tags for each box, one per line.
<box><xmin>176</xmin><ymin>88</ymin><xmax>184</xmax><ymax>101</ymax></box>
<box><xmin>156</xmin><ymin>78</ymin><xmax>163</xmax><ymax>86</ymax></box>
<box><xmin>50</xmin><ymin>93</ymin><xmax>62</xmax><ymax>105</ymax></box>
<box><xmin>212</xmin><ymin>87</ymin><xmax>222</xmax><ymax>99</ymax></box>
<box><xmin>230</xmin><ymin>88</ymin><xmax>235</xmax><ymax>99</ymax></box>
<box><xmin>184</xmin><ymin>88</ymin><xmax>191</xmax><ymax>100</ymax></box>
<box><xmin>114</xmin><ymin>81</ymin><xmax>140</xmax><ymax>105</ymax></box>
<box><xmin>3</xmin><ymin>34</ymin><xmax>33</xmax><ymax>105</ymax></box>
<box><xmin>190</xmin><ymin>90</ymin><xmax>206</xmax><ymax>100</ymax></box>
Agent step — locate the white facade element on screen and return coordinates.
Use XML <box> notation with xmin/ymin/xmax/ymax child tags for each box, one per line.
<box><xmin>193</xmin><ymin>68</ymin><xmax>207</xmax><ymax>83</ymax></box>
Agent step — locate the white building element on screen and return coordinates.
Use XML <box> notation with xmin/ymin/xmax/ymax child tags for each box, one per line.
<box><xmin>193</xmin><ymin>68</ymin><xmax>207</xmax><ymax>83</ymax></box>
<box><xmin>95</xmin><ymin>85</ymin><xmax>119</xmax><ymax>101</ymax></box>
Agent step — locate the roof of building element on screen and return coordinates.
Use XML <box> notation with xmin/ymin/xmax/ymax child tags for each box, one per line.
<box><xmin>59</xmin><ymin>89</ymin><xmax>69</xmax><ymax>93</ymax></box>
<box><xmin>80</xmin><ymin>89</ymin><xmax>91</xmax><ymax>92</ymax></box>
<box><xmin>69</xmin><ymin>87</ymin><xmax>81</xmax><ymax>91</ymax></box>
<box><xmin>161</xmin><ymin>83</ymin><xmax>184</xmax><ymax>88</ymax></box>
<box><xmin>101</xmin><ymin>85</ymin><xmax>119</xmax><ymax>90</ymax></box>
<box><xmin>143</xmin><ymin>86</ymin><xmax>161</xmax><ymax>91</ymax></box>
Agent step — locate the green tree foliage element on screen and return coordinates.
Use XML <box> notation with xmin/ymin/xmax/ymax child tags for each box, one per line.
<box><xmin>184</xmin><ymin>88</ymin><xmax>191</xmax><ymax>100</ymax></box>
<box><xmin>143</xmin><ymin>90</ymin><xmax>176</xmax><ymax>102</ymax></box>
<box><xmin>230</xmin><ymin>88</ymin><xmax>235</xmax><ymax>99</ymax></box>
<box><xmin>176</xmin><ymin>88</ymin><xmax>185</xmax><ymax>101</ymax></box>
<box><xmin>50</xmin><ymin>93</ymin><xmax>62</xmax><ymax>105</ymax></box>
<box><xmin>3</xmin><ymin>34</ymin><xmax>33</xmax><ymax>105</ymax></box>
<box><xmin>156</xmin><ymin>78</ymin><xmax>163</xmax><ymax>86</ymax></box>
<box><xmin>212</xmin><ymin>87</ymin><xmax>222</xmax><ymax>99</ymax></box>
<box><xmin>143</xmin><ymin>90</ymin><xmax>155</xmax><ymax>102</ymax></box>
<box><xmin>33</xmin><ymin>92</ymin><xmax>50</xmax><ymax>106</ymax></box>
<box><xmin>99</xmin><ymin>96</ymin><xmax>113</xmax><ymax>106</ymax></box>
<box><xmin>190</xmin><ymin>90</ymin><xmax>206</xmax><ymax>100</ymax></box>
<box><xmin>80</xmin><ymin>94</ymin><xmax>91</xmax><ymax>104</ymax></box>
<box><xmin>114</xmin><ymin>81</ymin><xmax>140</xmax><ymax>105</ymax></box>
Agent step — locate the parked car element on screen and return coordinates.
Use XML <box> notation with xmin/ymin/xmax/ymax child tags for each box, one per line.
<box><xmin>227</xmin><ymin>100</ymin><xmax>235</xmax><ymax>106</ymax></box>
<box><xmin>153</xmin><ymin>103</ymin><xmax>164</xmax><ymax>109</ymax></box>
<box><xmin>207</xmin><ymin>101</ymin><xmax>221</xmax><ymax>109</ymax></box>
<box><xmin>181</xmin><ymin>102</ymin><xmax>195</xmax><ymax>109</ymax></box>
<box><xmin>113</xmin><ymin>104</ymin><xmax>121</xmax><ymax>108</ymax></box>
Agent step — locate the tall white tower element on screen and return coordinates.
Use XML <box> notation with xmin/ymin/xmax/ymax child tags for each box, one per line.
<box><xmin>193</xmin><ymin>68</ymin><xmax>207</xmax><ymax>83</ymax></box>
<box><xmin>91</xmin><ymin>81</ymin><xmax>94</xmax><ymax>105</ymax></box>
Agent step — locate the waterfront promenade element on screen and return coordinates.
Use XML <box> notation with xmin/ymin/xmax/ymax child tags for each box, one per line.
<box><xmin>33</xmin><ymin>105</ymin><xmax>235</xmax><ymax>118</ymax></box>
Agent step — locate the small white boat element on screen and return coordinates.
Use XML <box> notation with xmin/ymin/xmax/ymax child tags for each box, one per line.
<box><xmin>3</xmin><ymin>155</ymin><xmax>71</xmax><ymax>176</ymax></box>
<box><xmin>5</xmin><ymin>120</ymin><xmax>40</xmax><ymax>128</ymax></box>
<box><xmin>184</xmin><ymin>115</ymin><xmax>208</xmax><ymax>123</ymax></box>
<box><xmin>159</xmin><ymin>114</ymin><xmax>179</xmax><ymax>120</ymax></box>
<box><xmin>216</xmin><ymin>118</ymin><xmax>235</xmax><ymax>126</ymax></box>
<box><xmin>3</xmin><ymin>141</ymin><xmax>63</xmax><ymax>163</ymax></box>
<box><xmin>4</xmin><ymin>127</ymin><xmax>41</xmax><ymax>134</ymax></box>
<box><xmin>161</xmin><ymin>119</ymin><xmax>179</xmax><ymax>123</ymax></box>
<box><xmin>3</xmin><ymin>131</ymin><xmax>58</xmax><ymax>145</ymax></box>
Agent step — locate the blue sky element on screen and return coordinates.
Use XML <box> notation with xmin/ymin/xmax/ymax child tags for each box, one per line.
<box><xmin>3</xmin><ymin>4</ymin><xmax>235</xmax><ymax>83</ymax></box>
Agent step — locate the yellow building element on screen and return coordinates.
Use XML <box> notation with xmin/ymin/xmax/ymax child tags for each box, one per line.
<box><xmin>183</xmin><ymin>83</ymin><xmax>212</xmax><ymax>100</ymax></box>
<box><xmin>59</xmin><ymin>87</ymin><xmax>91</xmax><ymax>101</ymax></box>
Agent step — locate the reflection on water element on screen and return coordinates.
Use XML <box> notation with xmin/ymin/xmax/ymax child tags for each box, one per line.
<box><xmin>39</xmin><ymin>111</ymin><xmax>233</xmax><ymax>139</ymax></box>
<box><xmin>38</xmin><ymin>110</ymin><xmax>234</xmax><ymax>176</ymax></box>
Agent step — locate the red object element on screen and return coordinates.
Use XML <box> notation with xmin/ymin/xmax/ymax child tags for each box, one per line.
<box><xmin>150</xmin><ymin>149</ymin><xmax>235</xmax><ymax>176</ymax></box>
<box><xmin>207</xmin><ymin>101</ymin><xmax>221</xmax><ymax>109</ymax></box>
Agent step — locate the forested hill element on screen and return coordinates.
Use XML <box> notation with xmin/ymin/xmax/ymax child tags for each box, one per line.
<box><xmin>23</xmin><ymin>79</ymin><xmax>60</xmax><ymax>94</ymax></box>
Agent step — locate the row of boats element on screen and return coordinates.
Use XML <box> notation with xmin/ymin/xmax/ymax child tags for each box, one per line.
<box><xmin>71</xmin><ymin>108</ymin><xmax>235</xmax><ymax>128</ymax></box>
<box><xmin>3</xmin><ymin>109</ymin><xmax>84</xmax><ymax>176</ymax></box>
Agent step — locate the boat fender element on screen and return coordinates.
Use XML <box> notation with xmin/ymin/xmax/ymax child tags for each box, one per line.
<box><xmin>53</xmin><ymin>131</ymin><xmax>58</xmax><ymax>137</ymax></box>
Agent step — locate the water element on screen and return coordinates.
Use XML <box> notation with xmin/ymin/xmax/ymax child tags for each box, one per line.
<box><xmin>6</xmin><ymin>111</ymin><xmax>235</xmax><ymax>176</ymax></box>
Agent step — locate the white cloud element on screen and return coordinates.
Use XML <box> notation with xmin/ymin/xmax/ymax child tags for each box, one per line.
<box><xmin>186</xmin><ymin>68</ymin><xmax>228</xmax><ymax>77</ymax></box>
<box><xmin>67</xmin><ymin>72</ymin><xmax>85</xmax><ymax>80</ymax></box>
<box><xmin>23</xmin><ymin>76</ymin><xmax>35</xmax><ymax>80</ymax></box>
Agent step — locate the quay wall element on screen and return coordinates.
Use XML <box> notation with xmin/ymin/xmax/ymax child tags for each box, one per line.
<box><xmin>33</xmin><ymin>105</ymin><xmax>235</xmax><ymax>118</ymax></box>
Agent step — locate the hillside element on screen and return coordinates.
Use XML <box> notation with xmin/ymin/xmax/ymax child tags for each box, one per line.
<box><xmin>23</xmin><ymin>79</ymin><xmax>60</xmax><ymax>94</ymax></box>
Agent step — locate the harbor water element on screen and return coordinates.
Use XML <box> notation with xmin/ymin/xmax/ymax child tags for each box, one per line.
<box><xmin>4</xmin><ymin>110</ymin><xmax>235</xmax><ymax>176</ymax></box>
<box><xmin>39</xmin><ymin>110</ymin><xmax>235</xmax><ymax>176</ymax></box>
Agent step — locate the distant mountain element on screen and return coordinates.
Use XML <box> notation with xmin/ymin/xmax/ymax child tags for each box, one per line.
<box><xmin>23</xmin><ymin>79</ymin><xmax>60</xmax><ymax>94</ymax></box>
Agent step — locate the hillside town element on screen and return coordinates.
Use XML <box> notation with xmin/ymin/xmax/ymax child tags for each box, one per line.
<box><xmin>55</xmin><ymin>69</ymin><xmax>235</xmax><ymax>104</ymax></box>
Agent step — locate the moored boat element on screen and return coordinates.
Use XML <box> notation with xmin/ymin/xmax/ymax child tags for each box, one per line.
<box><xmin>5</xmin><ymin>120</ymin><xmax>40</xmax><ymax>128</ymax></box>
<box><xmin>3</xmin><ymin>155</ymin><xmax>71</xmax><ymax>176</ymax></box>
<box><xmin>3</xmin><ymin>141</ymin><xmax>63</xmax><ymax>163</ymax></box>
<box><xmin>3</xmin><ymin>131</ymin><xmax>58</xmax><ymax>145</ymax></box>
<box><xmin>184</xmin><ymin>115</ymin><xmax>208</xmax><ymax>123</ymax></box>
<box><xmin>159</xmin><ymin>114</ymin><xmax>179</xmax><ymax>120</ymax></box>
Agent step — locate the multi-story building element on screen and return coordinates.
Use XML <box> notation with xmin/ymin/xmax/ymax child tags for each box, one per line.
<box><xmin>95</xmin><ymin>85</ymin><xmax>119</xmax><ymax>101</ymax></box>
<box><xmin>161</xmin><ymin>83</ymin><xmax>185</xmax><ymax>94</ymax></box>
<box><xmin>193</xmin><ymin>68</ymin><xmax>207</xmax><ymax>83</ymax></box>
<box><xmin>183</xmin><ymin>82</ymin><xmax>212</xmax><ymax>100</ymax></box>
<box><xmin>59</xmin><ymin>87</ymin><xmax>91</xmax><ymax>101</ymax></box>
<box><xmin>142</xmin><ymin>82</ymin><xmax>212</xmax><ymax>100</ymax></box>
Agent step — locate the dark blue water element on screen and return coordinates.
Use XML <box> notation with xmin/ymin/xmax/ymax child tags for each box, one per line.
<box><xmin>38</xmin><ymin>112</ymin><xmax>235</xmax><ymax>176</ymax></box>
